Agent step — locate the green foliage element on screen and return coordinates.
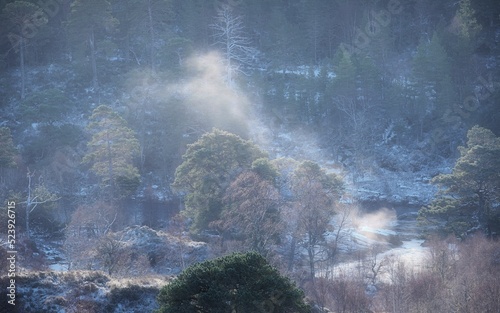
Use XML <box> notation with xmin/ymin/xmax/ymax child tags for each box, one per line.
<box><xmin>0</xmin><ymin>127</ymin><xmax>17</xmax><ymax>167</ymax></box>
<box><xmin>66</xmin><ymin>0</ymin><xmax>117</xmax><ymax>42</ymax></box>
<box><xmin>410</xmin><ymin>32</ymin><xmax>455</xmax><ymax>138</ymax></box>
<box><xmin>21</xmin><ymin>124</ymin><xmax>82</xmax><ymax>165</ymax></box>
<box><xmin>65</xmin><ymin>0</ymin><xmax>118</xmax><ymax>89</ymax></box>
<box><xmin>111</xmin><ymin>0</ymin><xmax>173</xmax><ymax>71</ymax></box>
<box><xmin>20</xmin><ymin>89</ymin><xmax>71</xmax><ymax>124</ymax></box>
<box><xmin>421</xmin><ymin>126</ymin><xmax>500</xmax><ymax>237</ymax></box>
<box><xmin>156</xmin><ymin>252</ymin><xmax>310</xmax><ymax>313</ymax></box>
<box><xmin>414</xmin><ymin>32</ymin><xmax>451</xmax><ymax>81</ymax></box>
<box><xmin>457</xmin><ymin>0</ymin><xmax>482</xmax><ymax>40</ymax></box>
<box><xmin>173</xmin><ymin>129</ymin><xmax>266</xmax><ymax>235</ymax></box>
<box><xmin>251</xmin><ymin>157</ymin><xmax>278</xmax><ymax>182</ymax></box>
<box><xmin>332</xmin><ymin>50</ymin><xmax>356</xmax><ymax>98</ymax></box>
<box><xmin>2</xmin><ymin>1</ymin><xmax>46</xmax><ymax>34</ymax></box>
<box><xmin>293</xmin><ymin>161</ymin><xmax>344</xmax><ymax>198</ymax></box>
<box><xmin>83</xmin><ymin>105</ymin><xmax>140</xmax><ymax>200</ymax></box>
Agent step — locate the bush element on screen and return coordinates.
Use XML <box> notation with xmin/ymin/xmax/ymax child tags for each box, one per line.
<box><xmin>156</xmin><ymin>252</ymin><xmax>310</xmax><ymax>312</ymax></box>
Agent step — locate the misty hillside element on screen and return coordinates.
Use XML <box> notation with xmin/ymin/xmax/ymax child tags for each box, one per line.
<box><xmin>1</xmin><ymin>0</ymin><xmax>500</xmax><ymax>312</ymax></box>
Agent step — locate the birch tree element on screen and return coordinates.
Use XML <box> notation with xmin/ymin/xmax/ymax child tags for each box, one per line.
<box><xmin>24</xmin><ymin>169</ymin><xmax>59</xmax><ymax>238</ymax></box>
<box><xmin>290</xmin><ymin>161</ymin><xmax>344</xmax><ymax>282</ymax></box>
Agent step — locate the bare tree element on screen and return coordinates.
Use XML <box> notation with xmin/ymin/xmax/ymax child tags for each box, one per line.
<box><xmin>210</xmin><ymin>4</ymin><xmax>260</xmax><ymax>85</ymax></box>
<box><xmin>95</xmin><ymin>235</ymin><xmax>125</xmax><ymax>276</ymax></box>
<box><xmin>289</xmin><ymin>161</ymin><xmax>344</xmax><ymax>300</ymax></box>
<box><xmin>333</xmin><ymin>95</ymin><xmax>374</xmax><ymax>179</ymax></box>
<box><xmin>64</xmin><ymin>201</ymin><xmax>117</xmax><ymax>270</ymax></box>
<box><xmin>23</xmin><ymin>169</ymin><xmax>59</xmax><ymax>238</ymax></box>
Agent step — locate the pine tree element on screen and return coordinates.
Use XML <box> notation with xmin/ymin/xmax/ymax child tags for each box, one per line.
<box><xmin>412</xmin><ymin>32</ymin><xmax>452</xmax><ymax>137</ymax></box>
<box><xmin>456</xmin><ymin>0</ymin><xmax>482</xmax><ymax>40</ymax></box>
<box><xmin>65</xmin><ymin>0</ymin><xmax>118</xmax><ymax>91</ymax></box>
<box><xmin>2</xmin><ymin>1</ymin><xmax>47</xmax><ymax>99</ymax></box>
<box><xmin>172</xmin><ymin>129</ymin><xmax>265</xmax><ymax>236</ymax></box>
<box><xmin>0</xmin><ymin>127</ymin><xmax>17</xmax><ymax>168</ymax></box>
<box><xmin>157</xmin><ymin>252</ymin><xmax>310</xmax><ymax>313</ymax></box>
<box><xmin>420</xmin><ymin>126</ymin><xmax>500</xmax><ymax>237</ymax></box>
<box><xmin>83</xmin><ymin>105</ymin><xmax>140</xmax><ymax>202</ymax></box>
<box><xmin>111</xmin><ymin>0</ymin><xmax>173</xmax><ymax>72</ymax></box>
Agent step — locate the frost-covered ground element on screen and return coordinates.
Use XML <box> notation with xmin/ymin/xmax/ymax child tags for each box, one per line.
<box><xmin>0</xmin><ymin>271</ymin><xmax>169</xmax><ymax>313</ymax></box>
<box><xmin>249</xmin><ymin>116</ymin><xmax>447</xmax><ymax>206</ymax></box>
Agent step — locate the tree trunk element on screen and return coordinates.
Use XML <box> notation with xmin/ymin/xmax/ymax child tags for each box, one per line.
<box><xmin>89</xmin><ymin>27</ymin><xmax>98</xmax><ymax>91</ymax></box>
<box><xmin>478</xmin><ymin>189</ymin><xmax>491</xmax><ymax>236</ymax></box>
<box><xmin>26</xmin><ymin>172</ymin><xmax>31</xmax><ymax>238</ymax></box>
<box><xmin>288</xmin><ymin>236</ymin><xmax>296</xmax><ymax>271</ymax></box>
<box><xmin>20</xmin><ymin>36</ymin><xmax>26</xmax><ymax>99</ymax></box>
<box><xmin>106</xmin><ymin>130</ymin><xmax>115</xmax><ymax>204</ymax></box>
<box><xmin>147</xmin><ymin>0</ymin><xmax>155</xmax><ymax>74</ymax></box>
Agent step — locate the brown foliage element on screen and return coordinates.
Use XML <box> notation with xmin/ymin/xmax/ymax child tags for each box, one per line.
<box><xmin>217</xmin><ymin>171</ymin><xmax>284</xmax><ymax>255</ymax></box>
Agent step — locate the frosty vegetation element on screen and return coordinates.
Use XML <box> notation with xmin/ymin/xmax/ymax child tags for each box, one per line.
<box><xmin>0</xmin><ymin>0</ymin><xmax>500</xmax><ymax>312</ymax></box>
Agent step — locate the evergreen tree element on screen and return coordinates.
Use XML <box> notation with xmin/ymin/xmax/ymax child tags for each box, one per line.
<box><xmin>172</xmin><ymin>129</ymin><xmax>265</xmax><ymax>236</ymax></box>
<box><xmin>331</xmin><ymin>50</ymin><xmax>356</xmax><ymax>98</ymax></box>
<box><xmin>456</xmin><ymin>0</ymin><xmax>482</xmax><ymax>40</ymax></box>
<box><xmin>156</xmin><ymin>252</ymin><xmax>310</xmax><ymax>313</ymax></box>
<box><xmin>111</xmin><ymin>0</ymin><xmax>173</xmax><ymax>72</ymax></box>
<box><xmin>0</xmin><ymin>127</ymin><xmax>17</xmax><ymax>168</ymax></box>
<box><xmin>420</xmin><ymin>126</ymin><xmax>500</xmax><ymax>237</ymax></box>
<box><xmin>20</xmin><ymin>88</ymin><xmax>71</xmax><ymax>125</ymax></box>
<box><xmin>65</xmin><ymin>0</ymin><xmax>118</xmax><ymax>91</ymax></box>
<box><xmin>83</xmin><ymin>105</ymin><xmax>140</xmax><ymax>202</ymax></box>
<box><xmin>2</xmin><ymin>1</ymin><xmax>47</xmax><ymax>99</ymax></box>
<box><xmin>411</xmin><ymin>32</ymin><xmax>453</xmax><ymax>137</ymax></box>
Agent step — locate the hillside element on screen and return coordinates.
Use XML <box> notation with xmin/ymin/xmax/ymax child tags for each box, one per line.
<box><xmin>1</xmin><ymin>0</ymin><xmax>500</xmax><ymax>311</ymax></box>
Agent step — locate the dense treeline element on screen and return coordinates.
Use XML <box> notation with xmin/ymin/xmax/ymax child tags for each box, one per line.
<box><xmin>1</xmin><ymin>0</ymin><xmax>498</xmax><ymax>169</ymax></box>
<box><xmin>0</xmin><ymin>0</ymin><xmax>498</xmax><ymax>237</ymax></box>
<box><xmin>0</xmin><ymin>1</ymin><xmax>500</xmax><ymax>311</ymax></box>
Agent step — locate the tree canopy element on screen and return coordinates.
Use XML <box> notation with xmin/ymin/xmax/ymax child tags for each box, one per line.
<box><xmin>83</xmin><ymin>105</ymin><xmax>140</xmax><ymax>201</ymax></box>
<box><xmin>291</xmin><ymin>161</ymin><xmax>344</xmax><ymax>279</ymax></box>
<box><xmin>420</xmin><ymin>126</ymin><xmax>500</xmax><ymax>236</ymax></box>
<box><xmin>156</xmin><ymin>252</ymin><xmax>310</xmax><ymax>313</ymax></box>
<box><xmin>219</xmin><ymin>167</ymin><xmax>283</xmax><ymax>255</ymax></box>
<box><xmin>172</xmin><ymin>128</ymin><xmax>265</xmax><ymax>236</ymax></box>
<box><xmin>0</xmin><ymin>127</ymin><xmax>17</xmax><ymax>168</ymax></box>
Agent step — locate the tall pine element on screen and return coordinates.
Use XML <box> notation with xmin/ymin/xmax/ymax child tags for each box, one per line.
<box><xmin>83</xmin><ymin>105</ymin><xmax>140</xmax><ymax>202</ymax></box>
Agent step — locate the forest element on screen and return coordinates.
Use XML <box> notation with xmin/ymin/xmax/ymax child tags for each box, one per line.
<box><xmin>0</xmin><ymin>0</ymin><xmax>500</xmax><ymax>312</ymax></box>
